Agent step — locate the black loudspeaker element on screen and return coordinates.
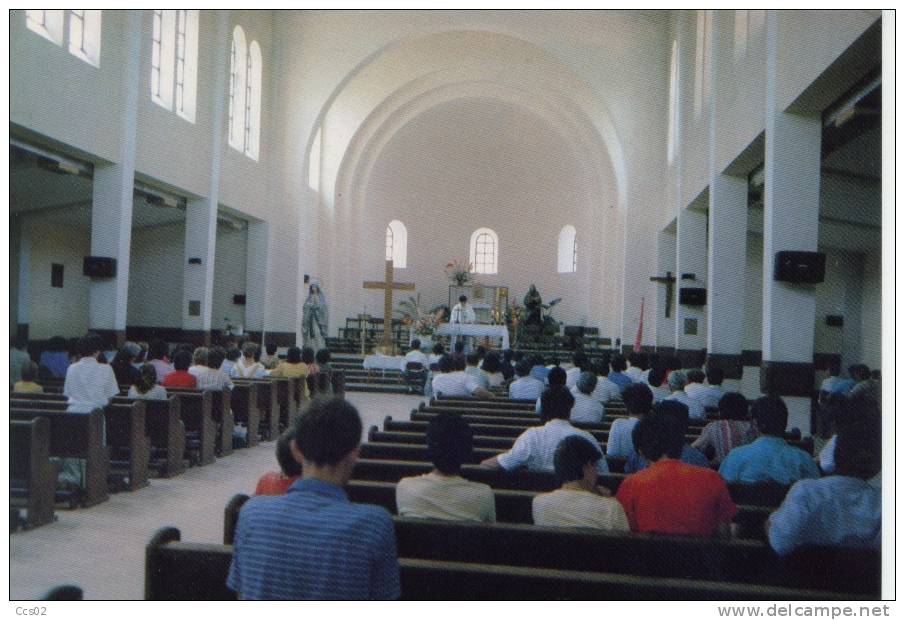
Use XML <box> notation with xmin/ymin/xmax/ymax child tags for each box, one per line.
<box><xmin>83</xmin><ymin>256</ymin><xmax>117</xmax><ymax>278</ymax></box>
<box><xmin>826</xmin><ymin>315</ymin><xmax>844</xmax><ymax>327</ymax></box>
<box><xmin>679</xmin><ymin>287</ymin><xmax>707</xmax><ymax>306</ymax></box>
<box><xmin>774</xmin><ymin>251</ymin><xmax>826</xmax><ymax>284</ymax></box>
<box><xmin>233</xmin><ymin>294</ymin><xmax>247</xmax><ymax>306</ymax></box>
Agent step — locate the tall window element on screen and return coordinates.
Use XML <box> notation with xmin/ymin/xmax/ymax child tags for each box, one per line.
<box><xmin>385</xmin><ymin>220</ymin><xmax>407</xmax><ymax>268</ymax></box>
<box><xmin>151</xmin><ymin>10</ymin><xmax>198</xmax><ymax>121</ymax></box>
<box><xmin>734</xmin><ymin>9</ymin><xmax>766</xmax><ymax>62</ymax></box>
<box><xmin>228</xmin><ymin>25</ymin><xmax>262</xmax><ymax>160</ymax></box>
<box><xmin>26</xmin><ymin>10</ymin><xmax>101</xmax><ymax>67</ymax></box>
<box><xmin>469</xmin><ymin>228</ymin><xmax>499</xmax><ymax>275</ymax></box>
<box><xmin>667</xmin><ymin>39</ymin><xmax>679</xmax><ymax>164</ymax></box>
<box><xmin>557</xmin><ymin>225</ymin><xmax>578</xmax><ymax>273</ymax></box>
<box><xmin>693</xmin><ymin>9</ymin><xmax>712</xmax><ymax>118</ymax></box>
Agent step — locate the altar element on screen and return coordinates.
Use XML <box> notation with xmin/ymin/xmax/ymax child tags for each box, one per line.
<box><xmin>435</xmin><ymin>322</ymin><xmax>510</xmax><ymax>350</ymax></box>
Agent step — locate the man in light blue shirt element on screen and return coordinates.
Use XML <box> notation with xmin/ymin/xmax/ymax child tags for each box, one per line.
<box><xmin>607</xmin><ymin>354</ymin><xmax>632</xmax><ymax>393</ymax></box>
<box><xmin>510</xmin><ymin>359</ymin><xmax>544</xmax><ymax>401</ymax></box>
<box><xmin>720</xmin><ymin>396</ymin><xmax>819</xmax><ymax>485</ymax></box>
<box><xmin>768</xmin><ymin>411</ymin><xmax>881</xmax><ymax>556</ymax></box>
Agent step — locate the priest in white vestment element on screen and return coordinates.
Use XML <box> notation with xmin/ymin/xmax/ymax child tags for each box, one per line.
<box><xmin>449</xmin><ymin>295</ymin><xmax>477</xmax><ymax>352</ymax></box>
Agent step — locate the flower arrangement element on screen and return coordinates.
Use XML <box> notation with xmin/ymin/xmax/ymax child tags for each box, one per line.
<box><xmin>445</xmin><ymin>259</ymin><xmax>473</xmax><ymax>285</ymax></box>
<box><xmin>396</xmin><ymin>296</ymin><xmax>444</xmax><ymax>337</ymax></box>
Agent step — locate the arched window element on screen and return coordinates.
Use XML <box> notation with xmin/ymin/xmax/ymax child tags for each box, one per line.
<box><xmin>558</xmin><ymin>225</ymin><xmax>578</xmax><ymax>273</ymax></box>
<box><xmin>667</xmin><ymin>39</ymin><xmax>679</xmax><ymax>164</ymax></box>
<box><xmin>385</xmin><ymin>220</ymin><xmax>407</xmax><ymax>268</ymax></box>
<box><xmin>151</xmin><ymin>10</ymin><xmax>198</xmax><ymax>122</ymax></box>
<box><xmin>469</xmin><ymin>228</ymin><xmax>498</xmax><ymax>275</ymax></box>
<box><xmin>26</xmin><ymin>10</ymin><xmax>101</xmax><ymax>67</ymax></box>
<box><xmin>228</xmin><ymin>26</ymin><xmax>247</xmax><ymax>151</ymax></box>
<box><xmin>694</xmin><ymin>9</ymin><xmax>712</xmax><ymax>118</ymax></box>
<box><xmin>245</xmin><ymin>41</ymin><xmax>262</xmax><ymax>160</ymax></box>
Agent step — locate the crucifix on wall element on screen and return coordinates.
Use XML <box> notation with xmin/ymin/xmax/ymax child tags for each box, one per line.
<box><xmin>363</xmin><ymin>260</ymin><xmax>415</xmax><ymax>355</ymax></box>
<box><xmin>650</xmin><ymin>271</ymin><xmax>677</xmax><ymax>318</ymax></box>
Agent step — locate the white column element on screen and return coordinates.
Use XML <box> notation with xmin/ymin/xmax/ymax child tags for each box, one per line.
<box><xmin>655</xmin><ymin>229</ymin><xmax>676</xmax><ymax>350</ymax></box>
<box><xmin>181</xmin><ymin>11</ymin><xmax>230</xmax><ymax>344</ymax></box>
<box><xmin>245</xmin><ymin>220</ymin><xmax>270</xmax><ymax>335</ymax></box>
<box><xmin>87</xmin><ymin>10</ymin><xmax>142</xmax><ymax>345</ymax></box>
<box><xmin>762</xmin><ymin>10</ymin><xmax>822</xmax><ymax>434</ymax></box>
<box><xmin>674</xmin><ymin>206</ymin><xmax>708</xmax><ymax>362</ymax></box>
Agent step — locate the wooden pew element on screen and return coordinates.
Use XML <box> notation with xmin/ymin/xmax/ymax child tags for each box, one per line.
<box><xmin>373</xmin><ymin>423</ymin><xmax>699</xmax><ymax>446</ymax></box>
<box><xmin>234</xmin><ymin>379</ymin><xmax>280</xmax><ymax>441</ymax></box>
<box><xmin>229</xmin><ymin>382</ymin><xmax>261</xmax><ymax>447</ymax></box>
<box><xmin>113</xmin><ymin>396</ymin><xmax>186</xmax><ymax>478</ymax></box>
<box><xmin>146</xmin><ymin>526</ymin><xmax>859</xmax><ymax>601</ymax></box>
<box><xmin>9</xmin><ymin>408</ymin><xmax>109</xmax><ymax>507</ymax></box>
<box><xmin>350</xmin><ymin>458</ymin><xmax>791</xmax><ymax>507</ymax></box>
<box><xmin>10</xmin><ymin>418</ymin><xmax>57</xmax><ymax>529</ymax></box>
<box><xmin>10</xmin><ymin>398</ymin><xmax>150</xmax><ymax>492</ymax></box>
<box><xmin>164</xmin><ymin>389</ymin><xmax>219</xmax><ymax>464</ymax></box>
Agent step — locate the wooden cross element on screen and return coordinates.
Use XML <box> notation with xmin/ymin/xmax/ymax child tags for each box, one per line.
<box><xmin>649</xmin><ymin>271</ymin><xmax>677</xmax><ymax>318</ymax></box>
<box><xmin>363</xmin><ymin>260</ymin><xmax>415</xmax><ymax>355</ymax></box>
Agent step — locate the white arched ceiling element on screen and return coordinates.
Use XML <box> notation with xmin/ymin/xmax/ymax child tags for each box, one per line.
<box><xmin>301</xmin><ymin>29</ymin><xmax>629</xmax><ymax>337</ymax></box>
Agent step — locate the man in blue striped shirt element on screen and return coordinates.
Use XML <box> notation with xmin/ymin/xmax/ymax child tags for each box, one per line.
<box><xmin>228</xmin><ymin>398</ymin><xmax>401</xmax><ymax>600</ymax></box>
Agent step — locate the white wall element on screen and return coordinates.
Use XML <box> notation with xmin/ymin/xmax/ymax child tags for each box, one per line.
<box><xmin>212</xmin><ymin>225</ymin><xmax>248</xmax><ymax>333</ymax></box>
<box><xmin>126</xmin><ymin>222</ymin><xmax>185</xmax><ymax>327</ymax></box>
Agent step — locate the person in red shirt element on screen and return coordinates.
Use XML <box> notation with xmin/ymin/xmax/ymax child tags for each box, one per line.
<box><xmin>161</xmin><ymin>349</ymin><xmax>197</xmax><ymax>389</ymax></box>
<box><xmin>255</xmin><ymin>429</ymin><xmax>302</xmax><ymax>495</ymax></box>
<box><xmin>616</xmin><ymin>413</ymin><xmax>737</xmax><ymax>537</ymax></box>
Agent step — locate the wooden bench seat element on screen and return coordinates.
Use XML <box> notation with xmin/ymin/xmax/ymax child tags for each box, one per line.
<box><xmin>113</xmin><ymin>396</ymin><xmax>186</xmax><ymax>478</ymax></box>
<box><xmin>10</xmin><ymin>417</ymin><xmax>57</xmax><ymax>529</ymax></box>
<box><xmin>228</xmin><ymin>382</ymin><xmax>261</xmax><ymax>447</ymax></box>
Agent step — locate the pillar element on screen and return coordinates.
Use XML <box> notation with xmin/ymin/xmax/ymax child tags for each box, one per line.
<box><xmin>674</xmin><ymin>206</ymin><xmax>708</xmax><ymax>368</ymax></box>
<box><xmin>245</xmin><ymin>220</ymin><xmax>270</xmax><ymax>337</ymax></box>
<box><xmin>762</xmin><ymin>10</ymin><xmax>822</xmax><ymax>434</ymax></box>
<box><xmin>181</xmin><ymin>11</ymin><xmax>230</xmax><ymax>346</ymax></box>
<box><xmin>655</xmin><ymin>228</ymin><xmax>677</xmax><ymax>352</ymax></box>
<box><xmin>87</xmin><ymin>10</ymin><xmax>142</xmax><ymax>348</ymax></box>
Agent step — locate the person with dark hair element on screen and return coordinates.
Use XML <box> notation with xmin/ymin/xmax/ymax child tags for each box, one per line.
<box><xmin>625</xmin><ymin>352</ymin><xmax>650</xmax><ymax>384</ymax></box>
<box><xmin>162</xmin><ymin>350</ymin><xmax>197</xmax><ymax>388</ymax></box>
<box><xmin>194</xmin><ymin>346</ymin><xmax>234</xmax><ymax>390</ymax></box>
<box><xmin>767</xmin><ymin>403</ymin><xmax>881</xmax><ymax>555</ymax></box>
<box><xmin>255</xmin><ymin>428</ymin><xmax>303</xmax><ymax>496</ymax></box>
<box><xmin>568</xmin><ymin>372</ymin><xmax>604</xmax><ymax>424</ymax></box>
<box><xmin>533</xmin><ymin>436</ymin><xmax>629</xmax><ymax>530</ymax></box>
<box><xmin>607</xmin><ymin>354</ymin><xmax>632</xmax><ymax>393</ymax></box>
<box><xmin>645</xmin><ymin>366</ymin><xmax>670</xmax><ymax>402</ymax></box>
<box><xmin>428</xmin><ymin>342</ymin><xmax>445</xmax><ymax>368</ymax></box>
<box><xmin>719</xmin><ymin>396</ymin><xmax>819</xmax><ymax>484</ymax></box>
<box><xmin>499</xmin><ymin>349</ymin><xmax>516</xmax><ymax>381</ymax></box>
<box><xmin>588</xmin><ymin>357</ymin><xmax>621</xmax><ymax>403</ymax></box>
<box><xmin>221</xmin><ymin>347</ymin><xmax>241</xmax><ymax>377</ymax></box>
<box><xmin>509</xmin><ymin>358</ymin><xmax>544</xmax><ymax>400</ymax></box>
<box><xmin>665</xmin><ymin>370</ymin><xmax>705</xmax><ymax>421</ymax></box>
<box><xmin>229</xmin><ymin>398</ymin><xmax>400</xmax><ymax>599</ymax></box>
<box><xmin>270</xmin><ymin>346</ymin><xmax>310</xmax><ymax>396</ymax></box>
<box><xmin>396</xmin><ymin>412</ymin><xmax>495</xmax><ymax>523</ymax></box>
<box><xmin>260</xmin><ymin>342</ymin><xmax>279</xmax><ymax>370</ymax></box>
<box><xmin>404</xmin><ymin>339</ymin><xmax>429</xmax><ymax>368</ymax></box>
<box><xmin>482</xmin><ymin>386</ymin><xmax>608</xmax><ymax>474</ymax></box>
<box><xmin>534</xmin><ymin>366</ymin><xmax>568</xmax><ymax>412</ymax></box>
<box><xmin>315</xmin><ymin>349</ymin><xmax>333</xmax><ymax>372</ymax></box>
<box><xmin>110</xmin><ymin>343</ymin><xmax>142</xmax><ymax>386</ymax></box>
<box><xmin>692</xmin><ymin>392</ymin><xmax>754</xmax><ymax>464</ymax></box>
<box><xmin>606</xmin><ymin>383</ymin><xmax>653</xmax><ymax>458</ymax></box>
<box><xmin>234</xmin><ymin>342</ymin><xmax>267</xmax><ymax>378</ymax></box>
<box><xmin>625</xmin><ymin>400</ymin><xmax>708</xmax><ymax>472</ymax></box>
<box><xmin>616</xmin><ymin>413</ymin><xmax>737</xmax><ymax>536</ymax></box>
<box><xmin>40</xmin><ymin>335</ymin><xmax>71</xmax><ymax>379</ymax></box>
<box><xmin>127</xmin><ymin>363</ymin><xmax>168</xmax><ymax>400</ymax></box>
<box><xmin>529</xmin><ymin>355</ymin><xmax>550</xmax><ymax>383</ymax></box>
<box><xmin>432</xmin><ymin>354</ymin><xmax>490</xmax><ymax>398</ymax></box>
<box><xmin>10</xmin><ymin>335</ymin><xmax>32</xmax><ymax>384</ymax></box>
<box><xmin>566</xmin><ymin>351</ymin><xmax>589</xmax><ymax>389</ymax></box>
<box><xmin>464</xmin><ymin>352</ymin><xmax>490</xmax><ymax>391</ymax></box>
<box><xmin>685</xmin><ymin>365</ymin><xmax>726</xmax><ymax>410</ymax></box>
<box><xmin>188</xmin><ymin>346</ymin><xmax>209</xmax><ymax>378</ymax></box>
<box><xmin>848</xmin><ymin>364</ymin><xmax>880</xmax><ymax>403</ymax></box>
<box><xmin>13</xmin><ymin>361</ymin><xmax>43</xmax><ymax>393</ymax></box>
<box><xmin>480</xmin><ymin>351</ymin><xmax>504</xmax><ymax>387</ymax></box>
<box><xmin>451</xmin><ymin>340</ymin><xmax>467</xmax><ymax>369</ymax></box>
<box><xmin>146</xmin><ymin>339</ymin><xmax>173</xmax><ymax>383</ymax></box>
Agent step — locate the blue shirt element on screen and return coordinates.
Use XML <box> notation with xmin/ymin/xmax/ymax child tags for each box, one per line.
<box><xmin>608</xmin><ymin>371</ymin><xmax>632</xmax><ymax>393</ymax></box>
<box><xmin>509</xmin><ymin>376</ymin><xmax>544</xmax><ymax>401</ymax></box>
<box><xmin>624</xmin><ymin>443</ymin><xmax>709</xmax><ymax>473</ymax></box>
<box><xmin>228</xmin><ymin>478</ymin><xmax>400</xmax><ymax>600</ymax></box>
<box><xmin>719</xmin><ymin>436</ymin><xmax>820</xmax><ymax>485</ymax></box>
<box><xmin>767</xmin><ymin>476</ymin><xmax>881</xmax><ymax>556</ymax></box>
<box><xmin>530</xmin><ymin>365</ymin><xmax>550</xmax><ymax>383</ymax></box>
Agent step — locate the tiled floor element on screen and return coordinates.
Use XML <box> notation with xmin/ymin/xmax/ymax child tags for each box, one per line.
<box><xmin>9</xmin><ymin>392</ymin><xmax>425</xmax><ymax>601</ymax></box>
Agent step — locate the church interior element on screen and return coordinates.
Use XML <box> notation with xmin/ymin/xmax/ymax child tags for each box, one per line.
<box><xmin>9</xmin><ymin>10</ymin><xmax>889</xmax><ymax>601</ymax></box>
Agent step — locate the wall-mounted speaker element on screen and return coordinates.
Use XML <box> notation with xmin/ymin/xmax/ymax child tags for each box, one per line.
<box><xmin>83</xmin><ymin>256</ymin><xmax>117</xmax><ymax>278</ymax></box>
<box><xmin>774</xmin><ymin>251</ymin><xmax>826</xmax><ymax>284</ymax></box>
<box><xmin>233</xmin><ymin>294</ymin><xmax>247</xmax><ymax>306</ymax></box>
<box><xmin>826</xmin><ymin>315</ymin><xmax>844</xmax><ymax>327</ymax></box>
<box><xmin>188</xmin><ymin>257</ymin><xmax>202</xmax><ymax>265</ymax></box>
<box><xmin>679</xmin><ymin>287</ymin><xmax>707</xmax><ymax>306</ymax></box>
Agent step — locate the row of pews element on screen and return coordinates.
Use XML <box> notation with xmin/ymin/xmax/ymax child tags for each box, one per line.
<box><xmin>144</xmin><ymin>394</ymin><xmax>879</xmax><ymax>600</ymax></box>
<box><xmin>9</xmin><ymin>373</ymin><xmax>321</xmax><ymax>530</ymax></box>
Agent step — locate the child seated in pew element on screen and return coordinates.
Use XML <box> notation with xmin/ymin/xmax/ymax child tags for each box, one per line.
<box><xmin>616</xmin><ymin>413</ymin><xmax>737</xmax><ymax>537</ymax></box>
<box><xmin>533</xmin><ymin>435</ymin><xmax>629</xmax><ymax>531</ymax></box>
<box><xmin>767</xmin><ymin>400</ymin><xmax>881</xmax><ymax>556</ymax></box>
<box><xmin>161</xmin><ymin>350</ymin><xmax>197</xmax><ymax>389</ymax></box>
<box><xmin>13</xmin><ymin>361</ymin><xmax>43</xmax><ymax>394</ymax></box>
<box><xmin>396</xmin><ymin>412</ymin><xmax>496</xmax><ymax>523</ymax></box>
<box><xmin>481</xmin><ymin>386</ymin><xmax>609</xmax><ymax>475</ymax></box>
<box><xmin>606</xmin><ymin>383</ymin><xmax>652</xmax><ymax>459</ymax></box>
<box><xmin>127</xmin><ymin>364</ymin><xmax>168</xmax><ymax>400</ymax></box>
<box><xmin>255</xmin><ymin>429</ymin><xmax>302</xmax><ymax>495</ymax></box>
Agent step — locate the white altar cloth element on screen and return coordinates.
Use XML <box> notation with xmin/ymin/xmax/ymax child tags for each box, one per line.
<box><xmin>435</xmin><ymin>323</ymin><xmax>510</xmax><ymax>350</ymax></box>
<box><xmin>363</xmin><ymin>354</ymin><xmax>407</xmax><ymax>373</ymax></box>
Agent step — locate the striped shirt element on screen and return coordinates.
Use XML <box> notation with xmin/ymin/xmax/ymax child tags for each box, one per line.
<box><xmin>228</xmin><ymin>478</ymin><xmax>400</xmax><ymax>600</ymax></box>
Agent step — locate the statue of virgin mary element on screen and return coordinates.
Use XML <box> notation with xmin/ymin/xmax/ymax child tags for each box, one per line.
<box><xmin>302</xmin><ymin>282</ymin><xmax>329</xmax><ymax>351</ymax></box>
